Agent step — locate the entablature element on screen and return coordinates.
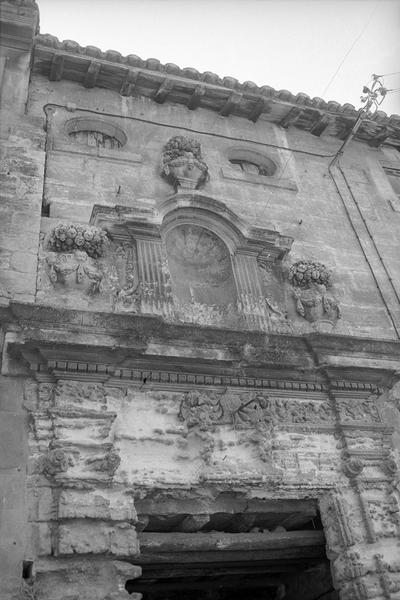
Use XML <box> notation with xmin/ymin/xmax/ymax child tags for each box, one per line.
<box><xmin>2</xmin><ymin>302</ymin><xmax>399</xmax><ymax>393</ymax></box>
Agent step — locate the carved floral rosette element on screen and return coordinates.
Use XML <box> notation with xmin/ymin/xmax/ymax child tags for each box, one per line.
<box><xmin>289</xmin><ymin>260</ymin><xmax>340</xmax><ymax>330</ymax></box>
<box><xmin>161</xmin><ymin>135</ymin><xmax>209</xmax><ymax>190</ymax></box>
<box><xmin>48</xmin><ymin>223</ymin><xmax>108</xmax><ymax>257</ymax></box>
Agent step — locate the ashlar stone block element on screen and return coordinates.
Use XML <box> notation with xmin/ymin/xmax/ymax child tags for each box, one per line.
<box><xmin>58</xmin><ymin>488</ymin><xmax>136</xmax><ymax>521</ymax></box>
<box><xmin>58</xmin><ymin>521</ymin><xmax>139</xmax><ymax>557</ymax></box>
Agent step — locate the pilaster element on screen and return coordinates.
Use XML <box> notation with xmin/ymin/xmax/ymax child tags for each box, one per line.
<box><xmin>320</xmin><ymin>383</ymin><xmax>400</xmax><ymax>600</ymax></box>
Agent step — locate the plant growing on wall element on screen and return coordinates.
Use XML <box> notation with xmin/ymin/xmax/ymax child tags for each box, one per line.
<box><xmin>161</xmin><ymin>135</ymin><xmax>209</xmax><ymax>190</ymax></box>
<box><xmin>48</xmin><ymin>224</ymin><xmax>108</xmax><ymax>258</ymax></box>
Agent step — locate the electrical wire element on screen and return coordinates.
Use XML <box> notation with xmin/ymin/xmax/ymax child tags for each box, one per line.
<box><xmin>321</xmin><ymin>4</ymin><xmax>378</xmax><ymax>98</ymax></box>
<box><xmin>42</xmin><ymin>103</ymin><xmax>339</xmax><ymax>159</ymax></box>
<box><xmin>378</xmin><ymin>71</ymin><xmax>400</xmax><ymax>78</ymax></box>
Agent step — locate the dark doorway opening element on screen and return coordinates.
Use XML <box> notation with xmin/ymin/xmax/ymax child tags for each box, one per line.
<box><xmin>126</xmin><ymin>498</ymin><xmax>338</xmax><ymax>600</ymax></box>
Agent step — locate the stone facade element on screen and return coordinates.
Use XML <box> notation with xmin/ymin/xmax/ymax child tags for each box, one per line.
<box><xmin>1</xmin><ymin>1</ymin><xmax>400</xmax><ymax>599</ymax></box>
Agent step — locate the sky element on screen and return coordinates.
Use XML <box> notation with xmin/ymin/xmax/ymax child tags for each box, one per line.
<box><xmin>38</xmin><ymin>0</ymin><xmax>400</xmax><ymax>116</ymax></box>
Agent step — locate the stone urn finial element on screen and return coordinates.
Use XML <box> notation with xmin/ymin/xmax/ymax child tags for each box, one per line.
<box><xmin>289</xmin><ymin>260</ymin><xmax>340</xmax><ymax>330</ymax></box>
<box><xmin>161</xmin><ymin>135</ymin><xmax>209</xmax><ymax>191</ymax></box>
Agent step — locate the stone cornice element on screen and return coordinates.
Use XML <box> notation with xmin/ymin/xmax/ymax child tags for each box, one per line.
<box><xmin>32</xmin><ymin>34</ymin><xmax>400</xmax><ymax>149</ymax></box>
<box><xmin>2</xmin><ymin>302</ymin><xmax>399</xmax><ymax>387</ymax></box>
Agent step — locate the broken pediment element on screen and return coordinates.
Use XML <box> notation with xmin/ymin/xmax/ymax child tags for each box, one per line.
<box><xmin>89</xmin><ymin>195</ymin><xmax>293</xmax><ymax>329</ymax></box>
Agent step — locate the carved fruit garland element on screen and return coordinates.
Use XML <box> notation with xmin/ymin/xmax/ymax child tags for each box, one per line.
<box><xmin>48</xmin><ymin>223</ymin><xmax>108</xmax><ymax>257</ymax></box>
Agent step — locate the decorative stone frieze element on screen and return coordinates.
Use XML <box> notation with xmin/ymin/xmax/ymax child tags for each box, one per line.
<box><xmin>289</xmin><ymin>260</ymin><xmax>340</xmax><ymax>330</ymax></box>
<box><xmin>178</xmin><ymin>389</ymin><xmax>335</xmax><ymax>430</ymax></box>
<box><xmin>336</xmin><ymin>397</ymin><xmax>381</xmax><ymax>423</ymax></box>
<box><xmin>161</xmin><ymin>135</ymin><xmax>209</xmax><ymax>190</ymax></box>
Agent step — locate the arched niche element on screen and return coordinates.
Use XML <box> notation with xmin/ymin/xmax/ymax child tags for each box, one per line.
<box><xmin>165</xmin><ymin>223</ymin><xmax>237</xmax><ymax>307</ymax></box>
<box><xmin>161</xmin><ymin>205</ymin><xmax>245</xmax><ymax>255</ymax></box>
<box><xmin>91</xmin><ymin>197</ymin><xmax>293</xmax><ymax>328</ymax></box>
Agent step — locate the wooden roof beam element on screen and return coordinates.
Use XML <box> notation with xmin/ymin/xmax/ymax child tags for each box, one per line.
<box><xmin>154</xmin><ymin>78</ymin><xmax>174</xmax><ymax>104</ymax></box>
<box><xmin>220</xmin><ymin>91</ymin><xmax>243</xmax><ymax>117</ymax></box>
<box><xmin>49</xmin><ymin>54</ymin><xmax>64</xmax><ymax>82</ymax></box>
<box><xmin>368</xmin><ymin>126</ymin><xmax>390</xmax><ymax>147</ymax></box>
<box><xmin>83</xmin><ymin>61</ymin><xmax>101</xmax><ymax>88</ymax></box>
<box><xmin>127</xmin><ymin>575</ymin><xmax>282</xmax><ymax>593</ymax></box>
<box><xmin>140</xmin><ymin>563</ymin><xmax>315</xmax><ymax>580</ymax></box>
<box><xmin>248</xmin><ymin>97</ymin><xmax>270</xmax><ymax>123</ymax></box>
<box><xmin>337</xmin><ymin>118</ymin><xmax>356</xmax><ymax>140</ymax></box>
<box><xmin>139</xmin><ymin>530</ymin><xmax>324</xmax><ymax>553</ymax></box>
<box><xmin>310</xmin><ymin>114</ymin><xmax>330</xmax><ymax>137</ymax></box>
<box><xmin>120</xmin><ymin>69</ymin><xmax>139</xmax><ymax>96</ymax></box>
<box><xmin>280</xmin><ymin>107</ymin><xmax>302</xmax><ymax>129</ymax></box>
<box><xmin>187</xmin><ymin>84</ymin><xmax>206</xmax><ymax>110</ymax></box>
